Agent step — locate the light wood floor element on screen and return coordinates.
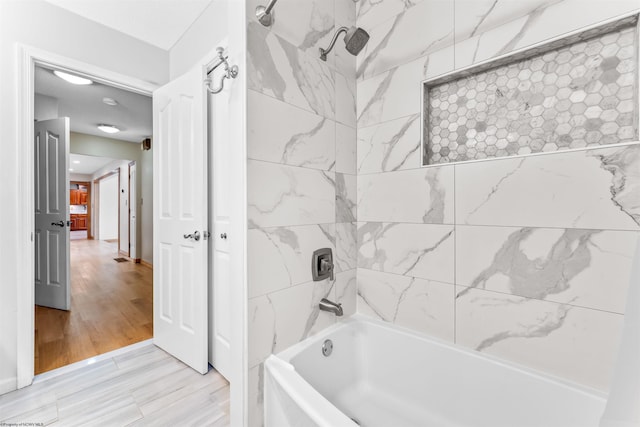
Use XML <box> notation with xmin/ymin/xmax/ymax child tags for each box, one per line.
<box><xmin>35</xmin><ymin>238</ymin><xmax>153</xmax><ymax>374</ymax></box>
<box><xmin>0</xmin><ymin>344</ymin><xmax>230</xmax><ymax>426</ymax></box>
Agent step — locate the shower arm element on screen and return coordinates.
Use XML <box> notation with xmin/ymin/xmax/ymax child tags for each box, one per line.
<box><xmin>256</xmin><ymin>0</ymin><xmax>278</xmax><ymax>27</ymax></box>
<box><xmin>319</xmin><ymin>27</ymin><xmax>348</xmax><ymax>61</ymax></box>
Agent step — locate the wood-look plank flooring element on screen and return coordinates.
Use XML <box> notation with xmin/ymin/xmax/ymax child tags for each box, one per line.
<box><xmin>35</xmin><ymin>239</ymin><xmax>153</xmax><ymax>374</ymax></box>
<box><xmin>0</xmin><ymin>344</ymin><xmax>230</xmax><ymax>426</ymax></box>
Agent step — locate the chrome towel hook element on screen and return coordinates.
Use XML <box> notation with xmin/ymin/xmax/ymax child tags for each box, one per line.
<box><xmin>205</xmin><ymin>47</ymin><xmax>239</xmax><ymax>95</ymax></box>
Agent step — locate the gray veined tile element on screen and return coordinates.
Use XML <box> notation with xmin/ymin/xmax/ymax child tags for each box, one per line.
<box><xmin>248</xmin><ymin>90</ymin><xmax>336</xmax><ymax>171</ymax></box>
<box><xmin>1</xmin><ymin>402</ymin><xmax>58</xmax><ymax>426</ymax></box>
<box><xmin>356</xmin><ymin>0</ymin><xmax>454</xmax><ymax>80</ymax></box>
<box><xmin>358</xmin><ymin>222</ymin><xmax>455</xmax><ymax>284</ymax></box>
<box><xmin>335</xmin><ymin>71</ymin><xmax>356</xmax><ymax>127</ymax></box>
<box><xmin>336</xmin><ymin>173</ymin><xmax>356</xmax><ymax>223</ymax></box>
<box><xmin>455</xmin><ymin>144</ymin><xmax>640</xmax><ymax>230</ymax></box>
<box><xmin>456</xmin><ymin>225</ymin><xmax>639</xmax><ymax>314</ymax></box>
<box><xmin>248</xmin><ymin>280</ymin><xmax>335</xmax><ymax>367</ymax></box>
<box><xmin>357</xmin><ymin>48</ymin><xmax>454</xmax><ymax>128</ymax></box>
<box><xmin>357</xmin><ymin>268</ymin><xmax>454</xmax><ymax>341</ymax></box>
<box><xmin>357</xmin><ymin>114</ymin><xmax>421</xmax><ymax>174</ymax></box>
<box><xmin>455</xmin><ymin>286</ymin><xmax>624</xmax><ymax>391</ymax></box>
<box><xmin>246</xmin><ymin>0</ymin><xmax>336</xmax><ymax>55</ymax></box>
<box><xmin>335</xmin><ymin>269</ymin><xmax>357</xmax><ymax>318</ymax></box>
<box><xmin>336</xmin><ymin>123</ymin><xmax>357</xmax><ymax>175</ymax></box>
<box><xmin>248</xmin><ymin>21</ymin><xmax>335</xmax><ymax>119</ymax></box>
<box><xmin>358</xmin><ymin>166</ymin><xmax>454</xmax><ymax>224</ymax></box>
<box><xmin>356</xmin><ymin>0</ymin><xmax>427</xmax><ymax>30</ymax></box>
<box><xmin>248</xmin><ymin>224</ymin><xmax>335</xmax><ymax>298</ymax></box>
<box><xmin>248</xmin><ymin>160</ymin><xmax>335</xmax><ymax>228</ymax></box>
<box><xmin>335</xmin><ymin>222</ymin><xmax>357</xmax><ymax>272</ymax></box>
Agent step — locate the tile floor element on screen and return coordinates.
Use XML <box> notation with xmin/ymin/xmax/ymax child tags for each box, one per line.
<box><xmin>0</xmin><ymin>344</ymin><xmax>230</xmax><ymax>426</ymax></box>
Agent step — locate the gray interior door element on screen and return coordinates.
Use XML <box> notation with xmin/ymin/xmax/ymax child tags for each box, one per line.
<box><xmin>35</xmin><ymin>118</ymin><xmax>71</xmax><ymax>311</ymax></box>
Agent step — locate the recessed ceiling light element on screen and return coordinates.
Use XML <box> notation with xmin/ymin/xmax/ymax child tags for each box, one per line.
<box><xmin>98</xmin><ymin>124</ymin><xmax>120</xmax><ymax>134</ymax></box>
<box><xmin>73</xmin><ymin>160</ymin><xmax>80</xmax><ymax>164</ymax></box>
<box><xmin>53</xmin><ymin>70</ymin><xmax>93</xmax><ymax>85</ymax></box>
<box><xmin>69</xmin><ymin>168</ymin><xmax>74</xmax><ymax>171</ymax></box>
<box><xmin>103</xmin><ymin>97</ymin><xmax>118</xmax><ymax>106</ymax></box>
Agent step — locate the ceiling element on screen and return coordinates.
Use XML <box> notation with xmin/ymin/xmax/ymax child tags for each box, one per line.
<box><xmin>70</xmin><ymin>154</ymin><xmax>118</xmax><ymax>175</ymax></box>
<box><xmin>35</xmin><ymin>66</ymin><xmax>152</xmax><ymax>143</ymax></box>
<box><xmin>43</xmin><ymin>0</ymin><xmax>213</xmax><ymax>50</ymax></box>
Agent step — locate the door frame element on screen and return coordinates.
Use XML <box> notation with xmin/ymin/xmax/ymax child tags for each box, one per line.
<box><xmin>93</xmin><ymin>169</ymin><xmax>120</xmax><ymax>245</ymax></box>
<box><xmin>128</xmin><ymin>160</ymin><xmax>137</xmax><ymax>261</ymax></box>
<box><xmin>69</xmin><ymin>181</ymin><xmax>91</xmax><ymax>238</ymax></box>
<box><xmin>16</xmin><ymin>45</ymin><xmax>156</xmax><ymax>388</ymax></box>
<box><xmin>16</xmin><ymin>45</ymin><xmax>248</xmax><ymax>426</ymax></box>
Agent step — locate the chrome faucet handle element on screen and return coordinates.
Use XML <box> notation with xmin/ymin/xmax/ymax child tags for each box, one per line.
<box><xmin>319</xmin><ymin>258</ymin><xmax>334</xmax><ymax>281</ymax></box>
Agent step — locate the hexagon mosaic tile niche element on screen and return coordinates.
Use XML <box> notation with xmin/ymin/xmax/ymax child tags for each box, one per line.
<box><xmin>424</xmin><ymin>21</ymin><xmax>638</xmax><ymax>165</ymax></box>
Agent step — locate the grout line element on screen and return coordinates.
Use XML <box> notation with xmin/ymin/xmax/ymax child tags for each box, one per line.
<box><xmin>353</xmin><ymin>221</ymin><xmax>640</xmax><ymax>233</ymax></box>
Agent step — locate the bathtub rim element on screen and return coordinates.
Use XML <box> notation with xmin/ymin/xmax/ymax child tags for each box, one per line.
<box><xmin>274</xmin><ymin>313</ymin><xmax>608</xmax><ymax>402</ymax></box>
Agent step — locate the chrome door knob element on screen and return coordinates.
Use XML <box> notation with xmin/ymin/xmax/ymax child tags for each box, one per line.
<box><xmin>220</xmin><ymin>233</ymin><xmax>227</xmax><ymax>239</ymax></box>
<box><xmin>183</xmin><ymin>230</ymin><xmax>201</xmax><ymax>241</ymax></box>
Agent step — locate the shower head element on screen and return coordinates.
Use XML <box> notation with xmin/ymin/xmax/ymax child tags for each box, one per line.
<box><xmin>319</xmin><ymin>26</ymin><xmax>370</xmax><ymax>61</ymax></box>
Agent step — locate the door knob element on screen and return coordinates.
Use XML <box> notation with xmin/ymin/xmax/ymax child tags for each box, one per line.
<box><xmin>183</xmin><ymin>230</ymin><xmax>201</xmax><ymax>241</ymax></box>
<box><xmin>51</xmin><ymin>221</ymin><xmax>65</xmax><ymax>227</ymax></box>
<box><xmin>220</xmin><ymin>233</ymin><xmax>227</xmax><ymax>239</ymax></box>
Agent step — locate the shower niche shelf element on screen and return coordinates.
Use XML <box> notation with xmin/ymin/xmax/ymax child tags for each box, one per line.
<box><xmin>421</xmin><ymin>14</ymin><xmax>639</xmax><ymax>166</ymax></box>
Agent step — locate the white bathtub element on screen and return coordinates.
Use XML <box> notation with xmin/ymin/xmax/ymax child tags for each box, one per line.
<box><xmin>264</xmin><ymin>315</ymin><xmax>609</xmax><ymax>427</ymax></box>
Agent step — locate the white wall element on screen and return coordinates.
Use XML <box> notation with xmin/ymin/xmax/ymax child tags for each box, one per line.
<box><xmin>169</xmin><ymin>0</ymin><xmax>228</xmax><ymax>79</ymax></box>
<box><xmin>69</xmin><ymin>173</ymin><xmax>91</xmax><ymax>182</ymax></box>
<box><xmin>34</xmin><ymin>94</ymin><xmax>58</xmax><ymax>121</ymax></box>
<box><xmin>92</xmin><ymin>159</ymin><xmax>131</xmax><ymax>252</ymax></box>
<box><xmin>0</xmin><ymin>0</ymin><xmax>168</xmax><ymax>395</ymax></box>
<box><xmin>98</xmin><ymin>173</ymin><xmax>118</xmax><ymax>240</ymax></box>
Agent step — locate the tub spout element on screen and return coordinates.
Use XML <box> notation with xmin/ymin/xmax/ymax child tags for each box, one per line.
<box><xmin>319</xmin><ymin>298</ymin><xmax>343</xmax><ymax>316</ymax></box>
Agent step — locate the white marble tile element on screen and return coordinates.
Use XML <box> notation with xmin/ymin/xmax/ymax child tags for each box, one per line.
<box><xmin>248</xmin><ymin>21</ymin><xmax>335</xmax><ymax>119</ymax></box>
<box><xmin>246</xmin><ymin>0</ymin><xmax>335</xmax><ymax>56</ymax></box>
<box><xmin>248</xmin><ymin>280</ymin><xmax>336</xmax><ymax>367</ymax></box>
<box><xmin>454</xmin><ymin>0</ymin><xmax>640</xmax><ymax>68</ymax></box>
<box><xmin>358</xmin><ymin>222</ymin><xmax>455</xmax><ymax>283</ymax></box>
<box><xmin>248</xmin><ymin>224</ymin><xmax>336</xmax><ymax>298</ymax></box>
<box><xmin>455</xmin><ymin>144</ymin><xmax>640</xmax><ymax>230</ymax></box>
<box><xmin>335</xmin><ymin>222</ymin><xmax>357</xmax><ymax>272</ymax></box>
<box><xmin>454</xmin><ymin>0</ymin><xmax>559</xmax><ymax>43</ymax></box>
<box><xmin>248</xmin><ymin>160</ymin><xmax>335</xmax><ymax>228</ymax></box>
<box><xmin>356</xmin><ymin>0</ymin><xmax>427</xmax><ymax>30</ymax></box>
<box><xmin>336</xmin><ymin>123</ymin><xmax>357</xmax><ymax>175</ymax></box>
<box><xmin>356</xmin><ymin>0</ymin><xmax>454</xmax><ymax>80</ymax></box>
<box><xmin>357</xmin><ymin>47</ymin><xmax>454</xmax><ymax>128</ymax></box>
<box><xmin>357</xmin><ymin>268</ymin><xmax>454</xmax><ymax>341</ymax></box>
<box><xmin>335</xmin><ymin>269</ymin><xmax>357</xmax><ymax>317</ymax></box>
<box><xmin>248</xmin><ymin>90</ymin><xmax>336</xmax><ymax>171</ymax></box>
<box><xmin>358</xmin><ymin>114</ymin><xmax>421</xmax><ymax>174</ymax></box>
<box><xmin>335</xmin><ymin>71</ymin><xmax>356</xmax><ymax>127</ymax></box>
<box><xmin>336</xmin><ymin>173</ymin><xmax>357</xmax><ymax>223</ymax></box>
<box><xmin>358</xmin><ymin>166</ymin><xmax>454</xmax><ymax>224</ymax></box>
<box><xmin>456</xmin><ymin>286</ymin><xmax>625</xmax><ymax>391</ymax></box>
<box><xmin>456</xmin><ymin>225</ymin><xmax>639</xmax><ymax>314</ymax></box>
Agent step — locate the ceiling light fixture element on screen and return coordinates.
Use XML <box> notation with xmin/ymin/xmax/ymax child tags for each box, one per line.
<box><xmin>103</xmin><ymin>97</ymin><xmax>118</xmax><ymax>106</ymax></box>
<box><xmin>69</xmin><ymin>168</ymin><xmax>74</xmax><ymax>172</ymax></box>
<box><xmin>98</xmin><ymin>124</ymin><xmax>120</xmax><ymax>134</ymax></box>
<box><xmin>53</xmin><ymin>70</ymin><xmax>93</xmax><ymax>85</ymax></box>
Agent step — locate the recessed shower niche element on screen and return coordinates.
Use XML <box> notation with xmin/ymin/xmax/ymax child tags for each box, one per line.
<box><xmin>422</xmin><ymin>15</ymin><xmax>639</xmax><ymax>165</ymax></box>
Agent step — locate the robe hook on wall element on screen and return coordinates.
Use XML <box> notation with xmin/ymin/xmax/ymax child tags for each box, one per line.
<box><xmin>205</xmin><ymin>47</ymin><xmax>239</xmax><ymax>95</ymax></box>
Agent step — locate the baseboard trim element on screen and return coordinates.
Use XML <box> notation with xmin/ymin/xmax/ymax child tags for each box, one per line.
<box><xmin>140</xmin><ymin>259</ymin><xmax>153</xmax><ymax>269</ymax></box>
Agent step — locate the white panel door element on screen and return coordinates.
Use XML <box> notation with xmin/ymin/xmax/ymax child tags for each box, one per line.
<box><xmin>153</xmin><ymin>65</ymin><xmax>208</xmax><ymax>374</ymax></box>
<box><xmin>34</xmin><ymin>118</ymin><xmax>71</xmax><ymax>311</ymax></box>
<box><xmin>208</xmin><ymin>78</ymin><xmax>232</xmax><ymax>380</ymax></box>
<box><xmin>129</xmin><ymin>162</ymin><xmax>137</xmax><ymax>259</ymax></box>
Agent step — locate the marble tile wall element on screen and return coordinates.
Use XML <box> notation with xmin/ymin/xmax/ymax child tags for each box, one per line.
<box><xmin>356</xmin><ymin>0</ymin><xmax>640</xmax><ymax>393</ymax></box>
<box><xmin>246</xmin><ymin>1</ymin><xmax>357</xmax><ymax>425</ymax></box>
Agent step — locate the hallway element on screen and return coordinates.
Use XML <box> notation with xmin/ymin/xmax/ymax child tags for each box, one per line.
<box><xmin>35</xmin><ymin>238</ymin><xmax>153</xmax><ymax>374</ymax></box>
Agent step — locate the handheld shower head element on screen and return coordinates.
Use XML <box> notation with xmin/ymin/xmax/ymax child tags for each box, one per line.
<box><xmin>319</xmin><ymin>26</ymin><xmax>370</xmax><ymax>61</ymax></box>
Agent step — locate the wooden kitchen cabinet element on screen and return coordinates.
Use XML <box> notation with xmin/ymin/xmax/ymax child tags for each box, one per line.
<box><xmin>70</xmin><ymin>189</ymin><xmax>79</xmax><ymax>205</ymax></box>
<box><xmin>70</xmin><ymin>214</ymin><xmax>87</xmax><ymax>231</ymax></box>
<box><xmin>80</xmin><ymin>192</ymin><xmax>88</xmax><ymax>205</ymax></box>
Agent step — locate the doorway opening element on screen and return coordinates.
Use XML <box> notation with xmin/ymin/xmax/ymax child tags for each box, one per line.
<box><xmin>33</xmin><ymin>64</ymin><xmax>154</xmax><ymax>374</ymax></box>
